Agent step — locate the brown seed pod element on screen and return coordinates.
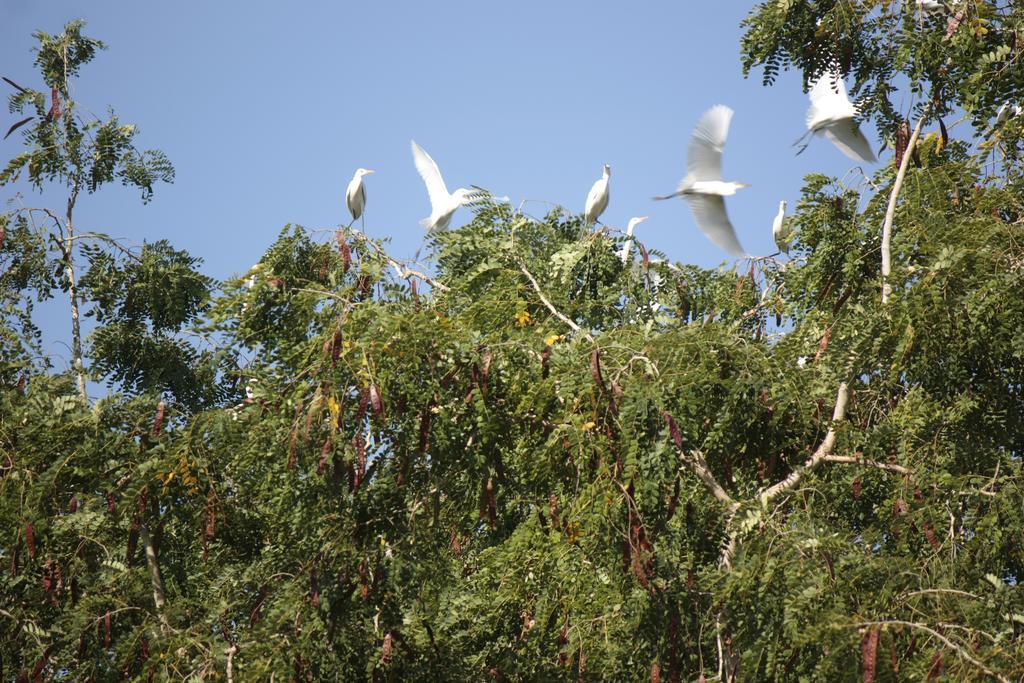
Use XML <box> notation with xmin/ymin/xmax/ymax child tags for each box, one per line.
<box><xmin>69</xmin><ymin>497</ymin><xmax>79</xmax><ymax>514</ymax></box>
<box><xmin>541</xmin><ymin>346</ymin><xmax>551</xmax><ymax>379</ymax></box>
<box><xmin>317</xmin><ymin>438</ymin><xmax>332</xmax><ymax>476</ymax></box>
<box><xmin>893</xmin><ymin>498</ymin><xmax>909</xmax><ymax>517</ymax></box>
<box><xmin>814</xmin><ymin>327</ymin><xmax>831</xmax><ymax>363</ymax></box>
<box><xmin>861</xmin><ymin>627</ymin><xmax>880</xmax><ymax>683</ymax></box>
<box><xmin>662</xmin><ymin>412</ymin><xmax>684</xmax><ymax>451</ymax></box>
<box><xmin>353</xmin><ymin>433</ymin><xmax>367</xmax><ymax>490</ymax></box>
<box><xmin>0</xmin><ymin>223</ymin><xmax>6</xmax><ymax>250</ymax></box>
<box><xmin>590</xmin><ymin>349</ymin><xmax>605</xmax><ymax>390</ymax></box>
<box><xmin>418</xmin><ymin>407</ymin><xmax>432</xmax><ymax>454</ymax></box>
<box><xmin>923</xmin><ymin>521</ymin><xmax>940</xmax><ymax>549</ymax></box>
<box><xmin>104</xmin><ymin>610</ymin><xmax>111</xmax><ymax>646</ymax></box>
<box><xmin>332</xmin><ymin>330</ymin><xmax>343</xmax><ymax>362</ymax></box>
<box><xmin>651</xmin><ymin>661</ymin><xmax>661</xmax><ymax>683</ymax></box>
<box><xmin>151</xmin><ymin>401</ymin><xmax>166</xmax><ymax>437</ymax></box>
<box><xmin>369</xmin><ymin>384</ymin><xmax>384</xmax><ymax>418</ymax></box>
<box><xmin>381</xmin><ymin>632</ymin><xmax>393</xmax><ymax>665</ymax></box>
<box><xmin>310</xmin><ymin>569</ymin><xmax>320</xmax><ymax>608</ymax></box>
<box><xmin>895</xmin><ymin>119</ymin><xmax>910</xmax><ymax>170</ymax></box>
<box><xmin>852</xmin><ymin>477</ymin><xmax>862</xmax><ymax>499</ymax></box>
<box><xmin>127</xmin><ymin>521</ymin><xmax>139</xmax><ymax>560</ymax></box>
<box><xmin>25</xmin><ymin>523</ymin><xmax>36</xmax><ymax>560</ymax></box>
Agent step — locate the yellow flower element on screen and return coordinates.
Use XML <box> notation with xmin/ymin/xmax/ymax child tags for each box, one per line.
<box><xmin>328</xmin><ymin>396</ymin><xmax>341</xmax><ymax>422</ymax></box>
<box><xmin>544</xmin><ymin>333</ymin><xmax>562</xmax><ymax>347</ymax></box>
<box><xmin>581</xmin><ymin>421</ymin><xmax>596</xmax><ymax>431</ymax></box>
<box><xmin>515</xmin><ymin>310</ymin><xmax>532</xmax><ymax>327</ymax></box>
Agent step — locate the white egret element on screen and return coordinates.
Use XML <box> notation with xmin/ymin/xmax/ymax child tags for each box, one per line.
<box><xmin>411</xmin><ymin>140</ymin><xmax>479</xmax><ymax>232</ymax></box>
<box><xmin>995</xmin><ymin>101</ymin><xmax>1021</xmax><ymax>126</ymax></box>
<box><xmin>654</xmin><ymin>105</ymin><xmax>749</xmax><ymax>258</ymax></box>
<box><xmin>802</xmin><ymin>71</ymin><xmax>877</xmax><ymax>163</ymax></box>
<box><xmin>772</xmin><ymin>200</ymin><xmax>790</xmax><ymax>255</ymax></box>
<box><xmin>584</xmin><ymin>164</ymin><xmax>611</xmax><ymax>226</ymax></box>
<box><xmin>619</xmin><ymin>216</ymin><xmax>649</xmax><ymax>264</ymax></box>
<box><xmin>912</xmin><ymin>0</ymin><xmax>943</xmax><ymax>13</ymax></box>
<box><xmin>346</xmin><ymin>168</ymin><xmax>375</xmax><ymax>226</ymax></box>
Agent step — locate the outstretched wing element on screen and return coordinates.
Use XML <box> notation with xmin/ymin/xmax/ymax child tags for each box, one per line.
<box><xmin>411</xmin><ymin>140</ymin><xmax>451</xmax><ymax>212</ymax></box>
<box><xmin>688</xmin><ymin>105</ymin><xmax>732</xmax><ymax>182</ymax></box>
<box><xmin>806</xmin><ymin>70</ymin><xmax>856</xmax><ymax>130</ymax></box>
<box><xmin>823</xmin><ymin>123</ymin><xmax>877</xmax><ymax>163</ymax></box>
<box><xmin>685</xmin><ymin>194</ymin><xmax>747</xmax><ymax>258</ymax></box>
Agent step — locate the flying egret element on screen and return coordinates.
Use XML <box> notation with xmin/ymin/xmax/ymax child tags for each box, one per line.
<box><xmin>654</xmin><ymin>105</ymin><xmax>749</xmax><ymax>258</ymax></box>
<box><xmin>772</xmin><ymin>200</ymin><xmax>790</xmax><ymax>255</ymax></box>
<box><xmin>801</xmin><ymin>71</ymin><xmax>877</xmax><ymax>163</ymax></box>
<box><xmin>411</xmin><ymin>140</ymin><xmax>479</xmax><ymax>232</ymax></box>
<box><xmin>619</xmin><ymin>216</ymin><xmax>649</xmax><ymax>264</ymax></box>
<box><xmin>346</xmin><ymin>168</ymin><xmax>375</xmax><ymax>227</ymax></box>
<box><xmin>584</xmin><ymin>164</ymin><xmax>611</xmax><ymax>226</ymax></box>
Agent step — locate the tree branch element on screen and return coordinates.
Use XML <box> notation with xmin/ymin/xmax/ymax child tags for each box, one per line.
<box><xmin>853</xmin><ymin>620</ymin><xmax>1008</xmax><ymax>683</ymax></box>
<box><xmin>762</xmin><ymin>383</ymin><xmax>849</xmax><ymax>502</ymax></box>
<box><xmin>139</xmin><ymin>524</ymin><xmax>170</xmax><ymax>632</ymax></box>
<box><xmin>347</xmin><ymin>229</ymin><xmax>450</xmax><ymax>292</ymax></box>
<box><xmin>518</xmin><ymin>263</ymin><xmax>594</xmax><ymax>343</ymax></box>
<box><xmin>681</xmin><ymin>449</ymin><xmax>737</xmax><ymax>510</ymax></box>
<box><xmin>881</xmin><ymin>108</ymin><xmax>930</xmax><ymax>304</ymax></box>
<box><xmin>823</xmin><ymin>454</ymin><xmax>909</xmax><ymax>475</ymax></box>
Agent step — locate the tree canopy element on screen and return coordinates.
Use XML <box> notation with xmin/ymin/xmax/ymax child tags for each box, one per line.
<box><xmin>3</xmin><ymin>4</ymin><xmax>1024</xmax><ymax>681</ymax></box>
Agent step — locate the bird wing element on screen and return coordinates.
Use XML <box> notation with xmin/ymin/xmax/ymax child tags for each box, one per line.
<box><xmin>685</xmin><ymin>194</ymin><xmax>747</xmax><ymax>258</ymax></box>
<box><xmin>823</xmin><ymin>122</ymin><xmax>877</xmax><ymax>163</ymax></box>
<box><xmin>411</xmin><ymin>140</ymin><xmax>451</xmax><ymax>211</ymax></box>
<box><xmin>584</xmin><ymin>178</ymin><xmax>609</xmax><ymax>222</ymax></box>
<box><xmin>806</xmin><ymin>71</ymin><xmax>855</xmax><ymax>130</ymax></box>
<box><xmin>687</xmin><ymin>105</ymin><xmax>732</xmax><ymax>182</ymax></box>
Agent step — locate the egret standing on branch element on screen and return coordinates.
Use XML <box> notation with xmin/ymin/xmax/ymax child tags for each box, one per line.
<box><xmin>584</xmin><ymin>164</ymin><xmax>611</xmax><ymax>226</ymax></box>
<box><xmin>620</xmin><ymin>216</ymin><xmax>649</xmax><ymax>264</ymax></box>
<box><xmin>654</xmin><ymin>105</ymin><xmax>749</xmax><ymax>258</ymax></box>
<box><xmin>346</xmin><ymin>168</ymin><xmax>374</xmax><ymax>228</ymax></box>
<box><xmin>772</xmin><ymin>200</ymin><xmax>790</xmax><ymax>255</ymax></box>
<box><xmin>800</xmin><ymin>71</ymin><xmax>877</xmax><ymax>163</ymax></box>
<box><xmin>411</xmin><ymin>140</ymin><xmax>479</xmax><ymax>232</ymax></box>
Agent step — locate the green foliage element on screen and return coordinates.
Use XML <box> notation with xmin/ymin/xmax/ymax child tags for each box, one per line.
<box><xmin>2</xmin><ymin>10</ymin><xmax>1024</xmax><ymax>683</ymax></box>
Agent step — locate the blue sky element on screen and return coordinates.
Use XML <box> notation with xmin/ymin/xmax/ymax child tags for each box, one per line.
<box><xmin>1</xmin><ymin>1</ymin><xmax>884</xmax><ymax>366</ymax></box>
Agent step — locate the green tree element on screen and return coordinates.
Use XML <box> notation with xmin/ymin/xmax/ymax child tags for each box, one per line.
<box><xmin>3</xmin><ymin>4</ymin><xmax>1024</xmax><ymax>681</ymax></box>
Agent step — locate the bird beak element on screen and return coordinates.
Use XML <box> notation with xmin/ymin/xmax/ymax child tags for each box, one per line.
<box><xmin>738</xmin><ymin>183</ymin><xmax>751</xmax><ymax>188</ymax></box>
<box><xmin>365</xmin><ymin>169</ymin><xmax>376</xmax><ymax>175</ymax></box>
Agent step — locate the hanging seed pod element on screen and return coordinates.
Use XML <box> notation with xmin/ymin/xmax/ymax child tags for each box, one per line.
<box><xmin>926</xmin><ymin>651</ymin><xmax>944</xmax><ymax>680</ymax></box>
<box><xmin>310</xmin><ymin>569</ymin><xmax>320</xmax><ymax>608</ymax></box>
<box><xmin>127</xmin><ymin>520</ymin><xmax>139</xmax><ymax>561</ymax></box>
<box><xmin>541</xmin><ymin>346</ymin><xmax>551</xmax><ymax>379</ymax></box>
<box><xmin>249</xmin><ymin>585</ymin><xmax>268</xmax><ymax>627</ymax></box>
<box><xmin>0</xmin><ymin>222</ymin><xmax>5</xmax><ymax>250</ymax></box>
<box><xmin>480</xmin><ymin>351</ymin><xmax>493</xmax><ymax>395</ymax></box>
<box><xmin>31</xmin><ymin>647</ymin><xmax>51</xmax><ymax>682</ymax></box>
<box><xmin>938</xmin><ymin>117</ymin><xmax>949</xmax><ymax>148</ymax></box>
<box><xmin>662</xmin><ymin>412</ymin><xmax>684</xmax><ymax>450</ymax></box>
<box><xmin>922</xmin><ymin>521</ymin><xmax>940</xmax><ymax>549</ymax></box>
<box><xmin>25</xmin><ymin>523</ymin><xmax>36</xmax><ymax>560</ymax></box>
<box><xmin>332</xmin><ymin>330</ymin><xmax>343</xmax><ymax>363</ymax></box>
<box><xmin>70</xmin><ymin>577</ymin><xmax>79</xmax><ymax>604</ymax></box>
<box><xmin>590</xmin><ymin>349</ymin><xmax>605</xmax><ymax>391</ymax></box>
<box><xmin>369</xmin><ymin>384</ymin><xmax>383</xmax><ymax>418</ymax></box>
<box><xmin>651</xmin><ymin>661</ymin><xmax>661</xmax><ymax>683</ymax></box>
<box><xmin>358</xmin><ymin>560</ymin><xmax>369</xmax><ymax>600</ymax></box>
<box><xmin>814</xmin><ymin>328</ymin><xmax>831</xmax><ymax>363</ymax></box>
<box><xmin>356</xmin><ymin>388</ymin><xmax>369</xmax><ymax>423</ymax></box>
<box><xmin>418</xmin><ymin>407</ymin><xmax>432</xmax><ymax>454</ymax></box>
<box><xmin>895</xmin><ymin>119</ymin><xmax>910</xmax><ymax>169</ymax></box>
<box><xmin>288</xmin><ymin>429</ymin><xmax>298</xmax><ymax>471</ymax></box>
<box><xmin>852</xmin><ymin>477</ymin><xmax>862</xmax><ymax>499</ymax></box>
<box><xmin>913</xmin><ymin>487</ymin><xmax>923</xmax><ymax>502</ymax></box>
<box><xmin>104</xmin><ymin>610</ymin><xmax>111</xmax><ymax>647</ymax></box>
<box><xmin>140</xmin><ymin>637</ymin><xmax>150</xmax><ymax>660</ymax></box>
<box><xmin>49</xmin><ymin>88</ymin><xmax>60</xmax><ymax>120</ymax></box>
<box><xmin>315</xmin><ymin>437</ymin><xmax>331</xmax><ymax>476</ymax></box>
<box><xmin>339</xmin><ymin>237</ymin><xmax>351</xmax><ymax>273</ymax></box>
<box><xmin>893</xmin><ymin>498</ymin><xmax>909</xmax><ymax>517</ymax></box>
<box><xmin>548</xmin><ymin>494</ymin><xmax>560</xmax><ymax>530</ymax></box>
<box><xmin>861</xmin><ymin>627</ymin><xmax>880</xmax><ymax>683</ymax></box>
<box><xmin>69</xmin><ymin>497</ymin><xmax>79</xmax><ymax>514</ymax></box>
<box><xmin>151</xmin><ymin>401</ymin><xmax>166</xmax><ymax>438</ymax></box>
<box><xmin>381</xmin><ymin>632</ymin><xmax>393</xmax><ymax>665</ymax></box>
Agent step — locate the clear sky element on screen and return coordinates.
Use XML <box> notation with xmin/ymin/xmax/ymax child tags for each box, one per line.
<box><xmin>1</xmin><ymin>1</ymin><xmax>883</xmax><ymax>366</ymax></box>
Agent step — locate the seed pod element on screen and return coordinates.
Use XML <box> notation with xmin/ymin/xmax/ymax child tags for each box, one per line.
<box><xmin>852</xmin><ymin>477</ymin><xmax>862</xmax><ymax>499</ymax></box>
<box><xmin>104</xmin><ymin>610</ymin><xmax>111</xmax><ymax>647</ymax></box>
<box><xmin>662</xmin><ymin>412</ymin><xmax>684</xmax><ymax>450</ymax></box>
<box><xmin>923</xmin><ymin>521</ymin><xmax>940</xmax><ymax>549</ymax></box>
<box><xmin>17</xmin><ymin>370</ymin><xmax>27</xmax><ymax>392</ymax></box>
<box><xmin>418</xmin><ymin>407</ymin><xmax>432</xmax><ymax>454</ymax></box>
<box><xmin>861</xmin><ymin>627</ymin><xmax>880</xmax><ymax>683</ymax></box>
<box><xmin>893</xmin><ymin>498</ymin><xmax>909</xmax><ymax>517</ymax></box>
<box><xmin>332</xmin><ymin>330</ymin><xmax>343</xmax><ymax>362</ymax></box>
<box><xmin>913</xmin><ymin>487</ymin><xmax>923</xmax><ymax>502</ymax></box>
<box><xmin>480</xmin><ymin>351</ymin><xmax>493</xmax><ymax>393</ymax></box>
<box><xmin>315</xmin><ymin>438</ymin><xmax>332</xmax><ymax>476</ymax></box>
<box><xmin>926</xmin><ymin>651</ymin><xmax>944</xmax><ymax>680</ymax></box>
<box><xmin>548</xmin><ymin>494</ymin><xmax>560</xmax><ymax>530</ymax></box>
<box><xmin>814</xmin><ymin>328</ymin><xmax>831</xmax><ymax>362</ymax></box>
<box><xmin>369</xmin><ymin>384</ymin><xmax>383</xmax><ymax>418</ymax></box>
<box><xmin>541</xmin><ymin>346</ymin><xmax>551</xmax><ymax>379</ymax></box>
<box><xmin>590</xmin><ymin>349</ymin><xmax>605</xmax><ymax>390</ymax></box>
<box><xmin>151</xmin><ymin>401</ymin><xmax>166</xmax><ymax>438</ymax></box>
<box><xmin>70</xmin><ymin>577</ymin><xmax>79</xmax><ymax>604</ymax></box>
<box><xmin>127</xmin><ymin>521</ymin><xmax>139</xmax><ymax>561</ymax></box>
<box><xmin>25</xmin><ymin>523</ymin><xmax>36</xmax><ymax>560</ymax></box>
<box><xmin>310</xmin><ymin>569</ymin><xmax>320</xmax><ymax>608</ymax></box>
<box><xmin>895</xmin><ymin>119</ymin><xmax>910</xmax><ymax>170</ymax></box>
<box><xmin>141</xmin><ymin>637</ymin><xmax>150</xmax><ymax>660</ymax></box>
<box><xmin>651</xmin><ymin>661</ymin><xmax>661</xmax><ymax>683</ymax></box>
<box><xmin>381</xmin><ymin>632</ymin><xmax>393</xmax><ymax>665</ymax></box>
<box><xmin>107</xmin><ymin>493</ymin><xmax>116</xmax><ymax>514</ymax></box>
<box><xmin>31</xmin><ymin>646</ymin><xmax>51</xmax><ymax>682</ymax></box>
<box><xmin>0</xmin><ymin>223</ymin><xmax>5</xmax><ymax>250</ymax></box>
<box><xmin>49</xmin><ymin>87</ymin><xmax>60</xmax><ymax>120</ymax></box>
<box><xmin>358</xmin><ymin>560</ymin><xmax>369</xmax><ymax>600</ymax></box>
<box><xmin>356</xmin><ymin>389</ymin><xmax>369</xmax><ymax>423</ymax></box>
<box><xmin>69</xmin><ymin>497</ymin><xmax>79</xmax><ymax>514</ymax></box>
<box><xmin>338</xmin><ymin>236</ymin><xmax>351</xmax><ymax>273</ymax></box>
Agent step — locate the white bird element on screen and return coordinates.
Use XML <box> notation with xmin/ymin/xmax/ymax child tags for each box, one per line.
<box><xmin>619</xmin><ymin>216</ymin><xmax>649</xmax><ymax>264</ymax></box>
<box><xmin>346</xmin><ymin>168</ymin><xmax>375</xmax><ymax>226</ymax></box>
<box><xmin>802</xmin><ymin>71</ymin><xmax>877</xmax><ymax>163</ymax></box>
<box><xmin>584</xmin><ymin>164</ymin><xmax>611</xmax><ymax>226</ymax></box>
<box><xmin>772</xmin><ymin>200</ymin><xmax>790</xmax><ymax>255</ymax></box>
<box><xmin>912</xmin><ymin>0</ymin><xmax>944</xmax><ymax>13</ymax></box>
<box><xmin>654</xmin><ymin>105</ymin><xmax>749</xmax><ymax>258</ymax></box>
<box><xmin>995</xmin><ymin>101</ymin><xmax>1021</xmax><ymax>126</ymax></box>
<box><xmin>411</xmin><ymin>140</ymin><xmax>478</xmax><ymax>232</ymax></box>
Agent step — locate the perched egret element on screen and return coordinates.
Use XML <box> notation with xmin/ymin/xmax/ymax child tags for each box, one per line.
<box><xmin>411</xmin><ymin>140</ymin><xmax>479</xmax><ymax>232</ymax></box>
<box><xmin>912</xmin><ymin>0</ymin><xmax>944</xmax><ymax>13</ymax></box>
<box><xmin>772</xmin><ymin>200</ymin><xmax>790</xmax><ymax>255</ymax></box>
<box><xmin>802</xmin><ymin>71</ymin><xmax>877</xmax><ymax>163</ymax></box>
<box><xmin>620</xmin><ymin>216</ymin><xmax>649</xmax><ymax>264</ymax></box>
<box><xmin>346</xmin><ymin>168</ymin><xmax>375</xmax><ymax>227</ymax></box>
<box><xmin>996</xmin><ymin>101</ymin><xmax>1022</xmax><ymax>126</ymax></box>
<box><xmin>584</xmin><ymin>164</ymin><xmax>611</xmax><ymax>226</ymax></box>
<box><xmin>654</xmin><ymin>105</ymin><xmax>749</xmax><ymax>258</ymax></box>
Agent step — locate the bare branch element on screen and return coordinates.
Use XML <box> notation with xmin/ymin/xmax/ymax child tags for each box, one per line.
<box><xmin>348</xmin><ymin>230</ymin><xmax>450</xmax><ymax>292</ymax></box>
<box><xmin>823</xmin><ymin>454</ymin><xmax>910</xmax><ymax>475</ymax></box>
<box><xmin>518</xmin><ymin>262</ymin><xmax>595</xmax><ymax>343</ymax></box>
<box><xmin>853</xmin><ymin>620</ymin><xmax>1008</xmax><ymax>683</ymax></box>
<box><xmin>681</xmin><ymin>449</ymin><xmax>737</xmax><ymax>510</ymax></box>
<box><xmin>762</xmin><ymin>383</ymin><xmax>849</xmax><ymax>502</ymax></box>
<box><xmin>139</xmin><ymin>524</ymin><xmax>170</xmax><ymax>633</ymax></box>
<box><xmin>881</xmin><ymin>108</ymin><xmax>930</xmax><ymax>304</ymax></box>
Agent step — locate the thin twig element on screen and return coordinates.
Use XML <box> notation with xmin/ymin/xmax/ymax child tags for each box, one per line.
<box><xmin>852</xmin><ymin>620</ymin><xmax>1008</xmax><ymax>683</ymax></box>
<box><xmin>348</xmin><ymin>230</ymin><xmax>450</xmax><ymax>292</ymax></box>
<box><xmin>762</xmin><ymin>383</ymin><xmax>849</xmax><ymax>502</ymax></box>
<box><xmin>881</xmin><ymin>107</ymin><xmax>930</xmax><ymax>304</ymax></box>
<box><xmin>518</xmin><ymin>263</ymin><xmax>594</xmax><ymax>343</ymax></box>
